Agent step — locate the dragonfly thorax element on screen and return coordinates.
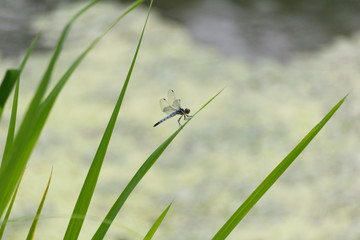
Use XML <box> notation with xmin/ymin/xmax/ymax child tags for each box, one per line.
<box><xmin>177</xmin><ymin>108</ymin><xmax>190</xmax><ymax>115</ymax></box>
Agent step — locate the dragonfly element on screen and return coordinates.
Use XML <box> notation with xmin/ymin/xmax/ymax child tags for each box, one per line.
<box><xmin>153</xmin><ymin>90</ymin><xmax>191</xmax><ymax>127</ymax></box>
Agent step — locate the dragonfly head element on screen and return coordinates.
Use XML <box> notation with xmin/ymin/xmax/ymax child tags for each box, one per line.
<box><xmin>185</xmin><ymin>108</ymin><xmax>190</xmax><ymax>114</ymax></box>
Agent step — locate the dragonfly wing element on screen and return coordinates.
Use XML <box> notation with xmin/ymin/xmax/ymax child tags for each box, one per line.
<box><xmin>168</xmin><ymin>89</ymin><xmax>182</xmax><ymax>109</ymax></box>
<box><xmin>168</xmin><ymin>90</ymin><xmax>176</xmax><ymax>106</ymax></box>
<box><xmin>172</xmin><ymin>99</ymin><xmax>181</xmax><ymax>109</ymax></box>
<box><xmin>160</xmin><ymin>98</ymin><xmax>175</xmax><ymax>114</ymax></box>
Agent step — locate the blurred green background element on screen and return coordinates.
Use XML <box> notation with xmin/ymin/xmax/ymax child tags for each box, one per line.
<box><xmin>0</xmin><ymin>0</ymin><xmax>359</xmax><ymax>239</ymax></box>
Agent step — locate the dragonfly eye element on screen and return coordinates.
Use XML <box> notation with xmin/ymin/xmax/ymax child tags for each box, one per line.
<box><xmin>185</xmin><ymin>108</ymin><xmax>190</xmax><ymax>114</ymax></box>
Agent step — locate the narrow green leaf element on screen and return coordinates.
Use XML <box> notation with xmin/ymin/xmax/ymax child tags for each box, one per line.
<box><xmin>0</xmin><ymin>0</ymin><xmax>133</xmax><ymax>218</ymax></box>
<box><xmin>143</xmin><ymin>202</ymin><xmax>172</xmax><ymax>240</ymax></box>
<box><xmin>0</xmin><ymin>0</ymin><xmax>101</xmax><ymax>218</ymax></box>
<box><xmin>0</xmin><ymin>35</ymin><xmax>40</xmax><ymax>219</ymax></box>
<box><xmin>0</xmin><ymin>69</ymin><xmax>19</xmax><ymax>119</ymax></box>
<box><xmin>0</xmin><ymin>169</ymin><xmax>25</xmax><ymax>239</ymax></box>
<box><xmin>8</xmin><ymin>0</ymin><xmax>101</xmax><ymax>172</ymax></box>
<box><xmin>1</xmin><ymin>35</ymin><xmax>40</xmax><ymax>169</ymax></box>
<box><xmin>26</xmin><ymin>169</ymin><xmax>52</xmax><ymax>240</ymax></box>
<box><xmin>62</xmin><ymin>1</ymin><xmax>144</xmax><ymax>239</ymax></box>
<box><xmin>23</xmin><ymin>0</ymin><xmax>101</xmax><ymax>122</ymax></box>
<box><xmin>92</xmin><ymin>89</ymin><xmax>223</xmax><ymax>240</ymax></box>
<box><xmin>212</xmin><ymin>94</ymin><xmax>348</xmax><ymax>240</ymax></box>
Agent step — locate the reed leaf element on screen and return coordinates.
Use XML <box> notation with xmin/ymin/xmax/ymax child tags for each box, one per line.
<box><xmin>0</xmin><ymin>0</ymin><xmax>101</xmax><ymax>218</ymax></box>
<box><xmin>143</xmin><ymin>202</ymin><xmax>172</xmax><ymax>240</ymax></box>
<box><xmin>212</xmin><ymin>94</ymin><xmax>348</xmax><ymax>240</ymax></box>
<box><xmin>26</xmin><ymin>169</ymin><xmax>52</xmax><ymax>240</ymax></box>
<box><xmin>0</xmin><ymin>0</ymin><xmax>141</xmax><ymax>219</ymax></box>
<box><xmin>92</xmin><ymin>88</ymin><xmax>223</xmax><ymax>239</ymax></box>
<box><xmin>1</xmin><ymin>35</ymin><xmax>40</xmax><ymax>168</ymax></box>
<box><xmin>0</xmin><ymin>70</ymin><xmax>19</xmax><ymax>120</ymax></box>
<box><xmin>63</xmin><ymin>1</ymin><xmax>144</xmax><ymax>239</ymax></box>
<box><xmin>0</xmin><ymin>169</ymin><xmax>25</xmax><ymax>239</ymax></box>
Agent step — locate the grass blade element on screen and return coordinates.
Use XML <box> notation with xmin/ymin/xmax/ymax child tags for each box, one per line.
<box><xmin>0</xmin><ymin>169</ymin><xmax>25</xmax><ymax>239</ymax></box>
<box><xmin>0</xmin><ymin>0</ymin><xmax>141</xmax><ymax>219</ymax></box>
<box><xmin>212</xmin><ymin>94</ymin><xmax>348</xmax><ymax>240</ymax></box>
<box><xmin>0</xmin><ymin>69</ymin><xmax>19</xmax><ymax>120</ymax></box>
<box><xmin>143</xmin><ymin>202</ymin><xmax>172</xmax><ymax>240</ymax></box>
<box><xmin>0</xmin><ymin>80</ymin><xmax>20</xmax><ymax>168</ymax></box>
<box><xmin>92</xmin><ymin>89</ymin><xmax>223</xmax><ymax>240</ymax></box>
<box><xmin>63</xmin><ymin>1</ymin><xmax>144</xmax><ymax>239</ymax></box>
<box><xmin>0</xmin><ymin>0</ymin><xmax>101</xmax><ymax>218</ymax></box>
<box><xmin>26</xmin><ymin>169</ymin><xmax>52</xmax><ymax>240</ymax></box>
<box><xmin>1</xmin><ymin>35</ymin><xmax>40</xmax><ymax>168</ymax></box>
<box><xmin>42</xmin><ymin>0</ymin><xmax>144</xmax><ymax>116</ymax></box>
<box><xmin>12</xmin><ymin>0</ymin><xmax>101</xmax><ymax>166</ymax></box>
<box><xmin>22</xmin><ymin>0</ymin><xmax>101</xmax><ymax>121</ymax></box>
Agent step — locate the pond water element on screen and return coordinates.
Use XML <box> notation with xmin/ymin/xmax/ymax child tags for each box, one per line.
<box><xmin>1</xmin><ymin>0</ymin><xmax>360</xmax><ymax>62</ymax></box>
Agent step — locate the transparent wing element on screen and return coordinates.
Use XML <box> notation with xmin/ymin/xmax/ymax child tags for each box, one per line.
<box><xmin>168</xmin><ymin>89</ymin><xmax>182</xmax><ymax>108</ymax></box>
<box><xmin>160</xmin><ymin>98</ymin><xmax>176</xmax><ymax>114</ymax></box>
<box><xmin>167</xmin><ymin>90</ymin><xmax>176</xmax><ymax>106</ymax></box>
<box><xmin>172</xmin><ymin>99</ymin><xmax>181</xmax><ymax>109</ymax></box>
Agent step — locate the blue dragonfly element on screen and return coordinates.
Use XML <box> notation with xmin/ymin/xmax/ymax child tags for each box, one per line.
<box><xmin>153</xmin><ymin>90</ymin><xmax>191</xmax><ymax>127</ymax></box>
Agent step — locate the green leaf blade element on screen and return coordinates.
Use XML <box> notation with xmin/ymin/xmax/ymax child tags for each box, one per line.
<box><xmin>0</xmin><ymin>34</ymin><xmax>41</xmax><ymax>218</ymax></box>
<box><xmin>63</xmin><ymin>1</ymin><xmax>144</xmax><ymax>239</ymax></box>
<box><xmin>212</xmin><ymin>94</ymin><xmax>348</xmax><ymax>240</ymax></box>
<box><xmin>143</xmin><ymin>202</ymin><xmax>172</xmax><ymax>240</ymax></box>
<box><xmin>92</xmin><ymin>89</ymin><xmax>223</xmax><ymax>240</ymax></box>
<box><xmin>0</xmin><ymin>170</ymin><xmax>25</xmax><ymax>239</ymax></box>
<box><xmin>23</xmin><ymin>0</ymin><xmax>101</xmax><ymax>121</ymax></box>
<box><xmin>1</xmin><ymin>34</ymin><xmax>40</xmax><ymax>169</ymax></box>
<box><xmin>0</xmin><ymin>0</ymin><xmax>124</xmax><ymax>219</ymax></box>
<box><xmin>0</xmin><ymin>69</ymin><xmax>20</xmax><ymax>120</ymax></box>
<box><xmin>26</xmin><ymin>169</ymin><xmax>52</xmax><ymax>240</ymax></box>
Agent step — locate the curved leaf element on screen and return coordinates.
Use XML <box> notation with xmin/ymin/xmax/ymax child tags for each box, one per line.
<box><xmin>63</xmin><ymin>1</ymin><xmax>144</xmax><ymax>239</ymax></box>
<box><xmin>0</xmin><ymin>69</ymin><xmax>19</xmax><ymax>119</ymax></box>
<box><xmin>26</xmin><ymin>169</ymin><xmax>52</xmax><ymax>240</ymax></box>
<box><xmin>143</xmin><ymin>202</ymin><xmax>172</xmax><ymax>240</ymax></box>
<box><xmin>0</xmin><ymin>169</ymin><xmax>25</xmax><ymax>239</ymax></box>
<box><xmin>92</xmin><ymin>88</ymin><xmax>223</xmax><ymax>240</ymax></box>
<box><xmin>1</xmin><ymin>34</ymin><xmax>40</xmax><ymax>168</ymax></box>
<box><xmin>212</xmin><ymin>94</ymin><xmax>348</xmax><ymax>240</ymax></box>
<box><xmin>0</xmin><ymin>0</ymin><xmax>102</xmax><ymax>218</ymax></box>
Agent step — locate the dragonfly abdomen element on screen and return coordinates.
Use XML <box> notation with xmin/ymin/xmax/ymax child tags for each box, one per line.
<box><xmin>153</xmin><ymin>111</ymin><xmax>178</xmax><ymax>127</ymax></box>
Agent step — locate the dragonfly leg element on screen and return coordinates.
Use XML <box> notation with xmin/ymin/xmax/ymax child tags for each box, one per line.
<box><xmin>184</xmin><ymin>114</ymin><xmax>192</xmax><ymax>121</ymax></box>
<box><xmin>177</xmin><ymin>115</ymin><xmax>183</xmax><ymax>126</ymax></box>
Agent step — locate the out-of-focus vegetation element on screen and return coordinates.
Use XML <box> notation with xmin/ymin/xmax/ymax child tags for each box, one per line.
<box><xmin>0</xmin><ymin>1</ymin><xmax>357</xmax><ymax>239</ymax></box>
